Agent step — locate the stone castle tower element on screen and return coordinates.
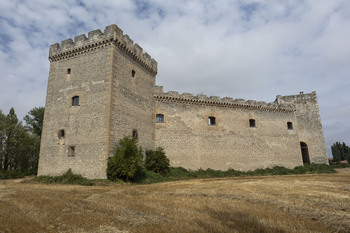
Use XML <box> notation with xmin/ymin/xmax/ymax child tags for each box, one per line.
<box><xmin>38</xmin><ymin>25</ymin><xmax>157</xmax><ymax>179</ymax></box>
<box><xmin>38</xmin><ymin>24</ymin><xmax>328</xmax><ymax>179</ymax></box>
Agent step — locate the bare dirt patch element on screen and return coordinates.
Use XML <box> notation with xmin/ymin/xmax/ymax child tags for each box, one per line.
<box><xmin>1</xmin><ymin>172</ymin><xmax>349</xmax><ymax>233</ymax></box>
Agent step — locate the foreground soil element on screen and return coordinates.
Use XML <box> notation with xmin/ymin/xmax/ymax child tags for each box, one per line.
<box><xmin>1</xmin><ymin>169</ymin><xmax>349</xmax><ymax>233</ymax></box>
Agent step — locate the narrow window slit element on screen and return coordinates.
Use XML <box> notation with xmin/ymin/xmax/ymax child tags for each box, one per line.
<box><xmin>132</xmin><ymin>129</ymin><xmax>138</xmax><ymax>139</ymax></box>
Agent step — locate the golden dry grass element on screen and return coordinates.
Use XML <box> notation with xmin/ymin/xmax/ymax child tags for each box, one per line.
<box><xmin>0</xmin><ymin>169</ymin><xmax>349</xmax><ymax>233</ymax></box>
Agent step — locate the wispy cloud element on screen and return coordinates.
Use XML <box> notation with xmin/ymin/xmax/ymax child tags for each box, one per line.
<box><xmin>0</xmin><ymin>0</ymin><xmax>349</xmax><ymax>156</ymax></box>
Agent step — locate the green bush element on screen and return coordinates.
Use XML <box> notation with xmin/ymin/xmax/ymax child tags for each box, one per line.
<box><xmin>107</xmin><ymin>137</ymin><xmax>143</xmax><ymax>181</ymax></box>
<box><xmin>136</xmin><ymin>169</ymin><xmax>164</xmax><ymax>184</ymax></box>
<box><xmin>33</xmin><ymin>163</ymin><xmax>337</xmax><ymax>185</ymax></box>
<box><xmin>301</xmin><ymin>163</ymin><xmax>336</xmax><ymax>174</ymax></box>
<box><xmin>0</xmin><ymin>170</ymin><xmax>24</xmax><ymax>179</ymax></box>
<box><xmin>226</xmin><ymin>169</ymin><xmax>244</xmax><ymax>177</ymax></box>
<box><xmin>35</xmin><ymin>169</ymin><xmax>93</xmax><ymax>186</ymax></box>
<box><xmin>166</xmin><ymin>167</ymin><xmax>197</xmax><ymax>180</ymax></box>
<box><xmin>154</xmin><ymin>164</ymin><xmax>335</xmax><ymax>184</ymax></box>
<box><xmin>145</xmin><ymin>147</ymin><xmax>170</xmax><ymax>175</ymax></box>
<box><xmin>330</xmin><ymin>162</ymin><xmax>350</xmax><ymax>168</ymax></box>
<box><xmin>0</xmin><ymin>169</ymin><xmax>37</xmax><ymax>179</ymax></box>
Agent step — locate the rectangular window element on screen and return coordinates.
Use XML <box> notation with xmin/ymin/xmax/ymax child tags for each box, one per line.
<box><xmin>249</xmin><ymin>119</ymin><xmax>256</xmax><ymax>128</ymax></box>
<box><xmin>156</xmin><ymin>114</ymin><xmax>164</xmax><ymax>123</ymax></box>
<box><xmin>58</xmin><ymin>129</ymin><xmax>65</xmax><ymax>139</ymax></box>
<box><xmin>287</xmin><ymin>122</ymin><xmax>293</xmax><ymax>130</ymax></box>
<box><xmin>72</xmin><ymin>96</ymin><xmax>79</xmax><ymax>106</ymax></box>
<box><xmin>208</xmin><ymin>116</ymin><xmax>216</xmax><ymax>125</ymax></box>
<box><xmin>67</xmin><ymin>68</ymin><xmax>71</xmax><ymax>74</ymax></box>
<box><xmin>132</xmin><ymin>70</ymin><xmax>136</xmax><ymax>78</ymax></box>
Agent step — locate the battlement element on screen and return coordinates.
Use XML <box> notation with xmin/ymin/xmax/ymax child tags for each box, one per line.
<box><xmin>154</xmin><ymin>86</ymin><xmax>295</xmax><ymax>112</ymax></box>
<box><xmin>276</xmin><ymin>91</ymin><xmax>317</xmax><ymax>105</ymax></box>
<box><xmin>49</xmin><ymin>24</ymin><xmax>157</xmax><ymax>75</ymax></box>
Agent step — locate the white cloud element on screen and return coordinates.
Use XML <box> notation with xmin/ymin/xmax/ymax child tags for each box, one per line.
<box><xmin>0</xmin><ymin>0</ymin><xmax>349</xmax><ymax>157</ymax></box>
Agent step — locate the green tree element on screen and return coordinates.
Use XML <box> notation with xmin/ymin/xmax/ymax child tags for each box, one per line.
<box><xmin>107</xmin><ymin>137</ymin><xmax>143</xmax><ymax>181</ymax></box>
<box><xmin>0</xmin><ymin>110</ymin><xmax>6</xmax><ymax>169</ymax></box>
<box><xmin>24</xmin><ymin>107</ymin><xmax>44</xmax><ymax>137</ymax></box>
<box><xmin>17</xmin><ymin>132</ymin><xmax>40</xmax><ymax>172</ymax></box>
<box><xmin>331</xmin><ymin>142</ymin><xmax>350</xmax><ymax>162</ymax></box>
<box><xmin>145</xmin><ymin>147</ymin><xmax>170</xmax><ymax>175</ymax></box>
<box><xmin>22</xmin><ymin>107</ymin><xmax>44</xmax><ymax>172</ymax></box>
<box><xmin>0</xmin><ymin>108</ymin><xmax>40</xmax><ymax>173</ymax></box>
<box><xmin>1</xmin><ymin>108</ymin><xmax>25</xmax><ymax>170</ymax></box>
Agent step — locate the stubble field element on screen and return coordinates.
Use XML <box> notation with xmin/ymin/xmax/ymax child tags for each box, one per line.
<box><xmin>0</xmin><ymin>168</ymin><xmax>349</xmax><ymax>233</ymax></box>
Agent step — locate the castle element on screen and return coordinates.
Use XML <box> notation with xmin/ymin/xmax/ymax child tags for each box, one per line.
<box><xmin>38</xmin><ymin>24</ymin><xmax>328</xmax><ymax>179</ymax></box>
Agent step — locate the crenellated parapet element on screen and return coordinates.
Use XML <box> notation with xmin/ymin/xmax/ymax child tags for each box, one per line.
<box><xmin>154</xmin><ymin>86</ymin><xmax>295</xmax><ymax>112</ymax></box>
<box><xmin>49</xmin><ymin>24</ymin><xmax>157</xmax><ymax>75</ymax></box>
<box><xmin>276</xmin><ymin>91</ymin><xmax>317</xmax><ymax>105</ymax></box>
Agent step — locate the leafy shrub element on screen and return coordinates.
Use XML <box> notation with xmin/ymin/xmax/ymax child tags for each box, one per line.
<box><xmin>301</xmin><ymin>163</ymin><xmax>336</xmax><ymax>174</ymax></box>
<box><xmin>248</xmin><ymin>166</ymin><xmax>291</xmax><ymax>176</ymax></box>
<box><xmin>195</xmin><ymin>168</ymin><xmax>228</xmax><ymax>178</ymax></box>
<box><xmin>34</xmin><ymin>160</ymin><xmax>336</xmax><ymax>185</ymax></box>
<box><xmin>155</xmin><ymin>164</ymin><xmax>335</xmax><ymax>183</ymax></box>
<box><xmin>107</xmin><ymin>137</ymin><xmax>143</xmax><ymax>181</ymax></box>
<box><xmin>35</xmin><ymin>169</ymin><xmax>93</xmax><ymax>186</ymax></box>
<box><xmin>0</xmin><ymin>170</ymin><xmax>24</xmax><ymax>179</ymax></box>
<box><xmin>226</xmin><ymin>169</ymin><xmax>244</xmax><ymax>177</ymax></box>
<box><xmin>145</xmin><ymin>147</ymin><xmax>170</xmax><ymax>175</ymax></box>
<box><xmin>166</xmin><ymin>167</ymin><xmax>197</xmax><ymax>180</ymax></box>
<box><xmin>136</xmin><ymin>169</ymin><xmax>164</xmax><ymax>184</ymax></box>
<box><xmin>292</xmin><ymin>165</ymin><xmax>308</xmax><ymax>174</ymax></box>
<box><xmin>0</xmin><ymin>169</ymin><xmax>37</xmax><ymax>180</ymax></box>
<box><xmin>330</xmin><ymin>163</ymin><xmax>350</xmax><ymax>168</ymax></box>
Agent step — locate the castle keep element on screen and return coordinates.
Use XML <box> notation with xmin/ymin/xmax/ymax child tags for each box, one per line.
<box><xmin>38</xmin><ymin>24</ymin><xmax>328</xmax><ymax>179</ymax></box>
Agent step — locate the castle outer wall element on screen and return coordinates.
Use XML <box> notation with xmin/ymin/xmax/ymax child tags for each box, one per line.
<box><xmin>277</xmin><ymin>92</ymin><xmax>328</xmax><ymax>164</ymax></box>
<box><xmin>154</xmin><ymin>87</ymin><xmax>304</xmax><ymax>171</ymax></box>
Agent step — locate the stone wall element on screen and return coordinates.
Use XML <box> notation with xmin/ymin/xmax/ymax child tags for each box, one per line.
<box><xmin>38</xmin><ymin>24</ymin><xmax>328</xmax><ymax>179</ymax></box>
<box><xmin>154</xmin><ymin>87</ymin><xmax>303</xmax><ymax>171</ymax></box>
<box><xmin>277</xmin><ymin>92</ymin><xmax>328</xmax><ymax>164</ymax></box>
<box><xmin>38</xmin><ymin>24</ymin><xmax>157</xmax><ymax>179</ymax></box>
<box><xmin>108</xmin><ymin>43</ymin><xmax>156</xmax><ymax>155</ymax></box>
<box><xmin>38</xmin><ymin>42</ymin><xmax>113</xmax><ymax>179</ymax></box>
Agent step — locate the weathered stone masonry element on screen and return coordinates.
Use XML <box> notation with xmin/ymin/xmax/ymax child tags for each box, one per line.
<box><xmin>38</xmin><ymin>24</ymin><xmax>328</xmax><ymax>179</ymax></box>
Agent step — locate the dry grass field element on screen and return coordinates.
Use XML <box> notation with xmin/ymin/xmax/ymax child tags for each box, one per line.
<box><xmin>0</xmin><ymin>169</ymin><xmax>349</xmax><ymax>233</ymax></box>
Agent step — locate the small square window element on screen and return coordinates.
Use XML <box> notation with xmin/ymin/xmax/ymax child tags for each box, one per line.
<box><xmin>58</xmin><ymin>129</ymin><xmax>65</xmax><ymax>139</ymax></box>
<box><xmin>208</xmin><ymin>116</ymin><xmax>216</xmax><ymax>125</ymax></box>
<box><xmin>287</xmin><ymin>122</ymin><xmax>293</xmax><ymax>130</ymax></box>
<box><xmin>72</xmin><ymin>96</ymin><xmax>79</xmax><ymax>106</ymax></box>
<box><xmin>68</xmin><ymin>146</ymin><xmax>75</xmax><ymax>157</ymax></box>
<box><xmin>249</xmin><ymin>119</ymin><xmax>256</xmax><ymax>128</ymax></box>
<box><xmin>156</xmin><ymin>114</ymin><xmax>164</xmax><ymax>123</ymax></box>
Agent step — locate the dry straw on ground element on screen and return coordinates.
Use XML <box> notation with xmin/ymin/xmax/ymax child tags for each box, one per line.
<box><xmin>0</xmin><ymin>168</ymin><xmax>349</xmax><ymax>233</ymax></box>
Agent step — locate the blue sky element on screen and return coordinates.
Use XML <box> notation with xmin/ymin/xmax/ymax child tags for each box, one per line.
<box><xmin>0</xmin><ymin>0</ymin><xmax>349</xmax><ymax>158</ymax></box>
